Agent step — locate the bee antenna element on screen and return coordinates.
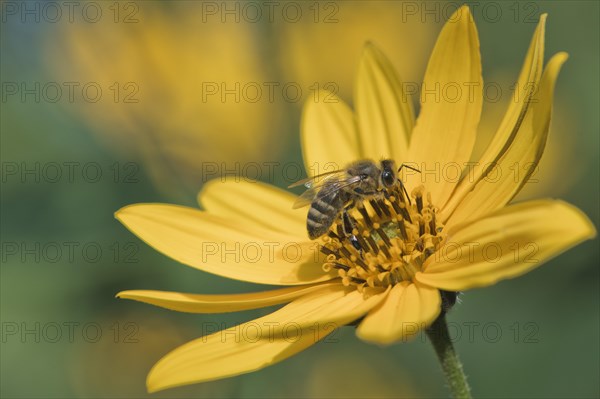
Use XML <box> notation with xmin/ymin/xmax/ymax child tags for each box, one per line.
<box><xmin>398</xmin><ymin>163</ymin><xmax>421</xmax><ymax>173</ymax></box>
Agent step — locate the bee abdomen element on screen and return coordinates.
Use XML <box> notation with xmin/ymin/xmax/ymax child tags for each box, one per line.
<box><xmin>312</xmin><ymin>197</ymin><xmax>337</xmax><ymax>214</ymax></box>
<box><xmin>307</xmin><ymin>195</ymin><xmax>343</xmax><ymax>239</ymax></box>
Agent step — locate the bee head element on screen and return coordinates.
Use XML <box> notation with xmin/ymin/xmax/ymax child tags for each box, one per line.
<box><xmin>380</xmin><ymin>159</ymin><xmax>397</xmax><ymax>188</ymax></box>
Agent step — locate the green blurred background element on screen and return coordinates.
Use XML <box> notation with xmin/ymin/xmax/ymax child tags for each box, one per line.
<box><xmin>1</xmin><ymin>1</ymin><xmax>598</xmax><ymax>398</ymax></box>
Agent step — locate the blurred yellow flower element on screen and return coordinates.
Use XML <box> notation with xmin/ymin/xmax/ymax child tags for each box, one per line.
<box><xmin>115</xmin><ymin>6</ymin><xmax>595</xmax><ymax>393</ymax></box>
<box><xmin>48</xmin><ymin>4</ymin><xmax>287</xmax><ymax>198</ymax></box>
<box><xmin>66</xmin><ymin>312</ymin><xmax>220</xmax><ymax>397</ymax></box>
<box><xmin>305</xmin><ymin>351</ymin><xmax>419</xmax><ymax>397</ymax></box>
<box><xmin>48</xmin><ymin>2</ymin><xmax>432</xmax><ymax>198</ymax></box>
<box><xmin>278</xmin><ymin>1</ymin><xmax>435</xmax><ymax>100</ymax></box>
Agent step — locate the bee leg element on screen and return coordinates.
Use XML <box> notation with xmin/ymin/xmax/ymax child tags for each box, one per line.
<box><xmin>350</xmin><ymin>235</ymin><xmax>361</xmax><ymax>252</ymax></box>
<box><xmin>342</xmin><ymin>209</ymin><xmax>362</xmax><ymax>253</ymax></box>
<box><xmin>349</xmin><ymin>235</ymin><xmax>362</xmax><ymax>252</ymax></box>
<box><xmin>400</xmin><ymin>180</ymin><xmax>412</xmax><ymax>205</ymax></box>
<box><xmin>398</xmin><ymin>163</ymin><xmax>421</xmax><ymax>205</ymax></box>
<box><xmin>342</xmin><ymin>208</ymin><xmax>353</xmax><ymax>235</ymax></box>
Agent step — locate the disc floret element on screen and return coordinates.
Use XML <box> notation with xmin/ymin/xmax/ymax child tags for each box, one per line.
<box><xmin>320</xmin><ymin>184</ymin><xmax>445</xmax><ymax>291</ymax></box>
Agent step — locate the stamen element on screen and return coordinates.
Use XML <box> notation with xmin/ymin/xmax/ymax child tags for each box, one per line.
<box><xmin>354</xmin><ymin>229</ymin><xmax>370</xmax><ymax>251</ymax></box>
<box><xmin>350</xmin><ymin>277</ymin><xmax>366</xmax><ymax>284</ymax></box>
<box><xmin>389</xmin><ymin>195</ymin><xmax>404</xmax><ymax>216</ymax></box>
<box><xmin>369</xmin><ymin>199</ymin><xmax>384</xmax><ymax>218</ymax></box>
<box><xmin>374</xmin><ymin>223</ymin><xmax>392</xmax><ymax>247</ymax></box>
<box><xmin>357</xmin><ymin>205</ymin><xmax>373</xmax><ymax>228</ymax></box>
<box><xmin>364</xmin><ymin>233</ymin><xmax>380</xmax><ymax>255</ymax></box>
<box><xmin>328</xmin><ymin>231</ymin><xmax>341</xmax><ymax>241</ymax></box>
<box><xmin>320</xmin><ymin>183</ymin><xmax>444</xmax><ymax>289</ymax></box>
<box><xmin>398</xmin><ymin>268</ymin><xmax>409</xmax><ymax>283</ymax></box>
<box><xmin>336</xmin><ymin>223</ymin><xmax>345</xmax><ymax>239</ymax></box>
<box><xmin>423</xmin><ymin>212</ymin><xmax>433</xmax><ymax>235</ymax></box>
<box><xmin>339</xmin><ymin>245</ymin><xmax>353</xmax><ymax>259</ymax></box>
<box><xmin>377</xmin><ymin>199</ymin><xmax>392</xmax><ymax>217</ymax></box>
<box><xmin>429</xmin><ymin>210</ymin><xmax>437</xmax><ymax>235</ymax></box>
<box><xmin>352</xmin><ymin>255</ymin><xmax>369</xmax><ymax>271</ymax></box>
<box><xmin>379</xmin><ymin>242</ymin><xmax>392</xmax><ymax>259</ymax></box>
<box><xmin>398</xmin><ymin>201</ymin><xmax>412</xmax><ymax>224</ymax></box>
<box><xmin>396</xmin><ymin>215</ymin><xmax>408</xmax><ymax>240</ymax></box>
<box><xmin>333</xmin><ymin>262</ymin><xmax>350</xmax><ymax>271</ymax></box>
<box><xmin>320</xmin><ymin>246</ymin><xmax>337</xmax><ymax>256</ymax></box>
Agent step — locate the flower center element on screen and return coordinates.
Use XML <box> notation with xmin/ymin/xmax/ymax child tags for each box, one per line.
<box><xmin>320</xmin><ymin>184</ymin><xmax>445</xmax><ymax>291</ymax></box>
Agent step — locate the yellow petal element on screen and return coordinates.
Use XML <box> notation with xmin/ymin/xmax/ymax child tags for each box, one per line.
<box><xmin>408</xmin><ymin>6</ymin><xmax>482</xmax><ymax>207</ymax></box>
<box><xmin>198</xmin><ymin>178</ymin><xmax>306</xmax><ymax>238</ymax></box>
<box><xmin>443</xmin><ymin>51</ymin><xmax>567</xmax><ymax>228</ymax></box>
<box><xmin>116</xmin><ymin>282</ymin><xmax>338</xmax><ymax>314</ymax></box>
<box><xmin>115</xmin><ymin>204</ymin><xmax>334</xmax><ymax>285</ymax></box>
<box><xmin>416</xmin><ymin>200</ymin><xmax>597</xmax><ymax>291</ymax></box>
<box><xmin>301</xmin><ymin>90</ymin><xmax>359</xmax><ymax>175</ymax></box>
<box><xmin>266</xmin><ymin>284</ymin><xmax>389</xmax><ymax>330</ymax></box>
<box><xmin>355</xmin><ymin>42</ymin><xmax>414</xmax><ymax>162</ymax></box>
<box><xmin>146</xmin><ymin>284</ymin><xmax>378</xmax><ymax>392</ymax></box>
<box><xmin>147</xmin><ymin>316</ymin><xmax>332</xmax><ymax>392</ymax></box>
<box><xmin>441</xmin><ymin>16</ymin><xmax>546</xmax><ymax>224</ymax></box>
<box><xmin>356</xmin><ymin>282</ymin><xmax>440</xmax><ymax>345</ymax></box>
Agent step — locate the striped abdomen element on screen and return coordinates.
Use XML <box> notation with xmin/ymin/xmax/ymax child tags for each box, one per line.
<box><xmin>307</xmin><ymin>189</ymin><xmax>346</xmax><ymax>239</ymax></box>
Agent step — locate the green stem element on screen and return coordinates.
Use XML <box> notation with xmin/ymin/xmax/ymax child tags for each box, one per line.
<box><xmin>426</xmin><ymin>314</ymin><xmax>472</xmax><ymax>399</ymax></box>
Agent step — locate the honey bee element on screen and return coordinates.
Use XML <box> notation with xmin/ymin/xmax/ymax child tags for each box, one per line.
<box><xmin>289</xmin><ymin>159</ymin><xmax>417</xmax><ymax>241</ymax></box>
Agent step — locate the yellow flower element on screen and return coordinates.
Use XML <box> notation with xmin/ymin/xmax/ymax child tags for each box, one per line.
<box><xmin>48</xmin><ymin>5</ymin><xmax>285</xmax><ymax>198</ymax></box>
<box><xmin>278</xmin><ymin>1</ymin><xmax>435</xmax><ymax>100</ymax></box>
<box><xmin>116</xmin><ymin>7</ymin><xmax>596</xmax><ymax>393</ymax></box>
<box><xmin>47</xmin><ymin>3</ymin><xmax>432</xmax><ymax>199</ymax></box>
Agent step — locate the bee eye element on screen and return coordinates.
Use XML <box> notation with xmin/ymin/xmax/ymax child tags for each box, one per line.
<box><xmin>382</xmin><ymin>171</ymin><xmax>395</xmax><ymax>187</ymax></box>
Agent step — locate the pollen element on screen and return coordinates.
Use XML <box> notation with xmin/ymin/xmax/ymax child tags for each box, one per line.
<box><xmin>320</xmin><ymin>184</ymin><xmax>445</xmax><ymax>289</ymax></box>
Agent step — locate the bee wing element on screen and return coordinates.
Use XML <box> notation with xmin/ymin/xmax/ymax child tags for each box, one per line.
<box><xmin>287</xmin><ymin>169</ymin><xmax>343</xmax><ymax>189</ymax></box>
<box><xmin>291</xmin><ymin>186</ymin><xmax>321</xmax><ymax>209</ymax></box>
<box><xmin>291</xmin><ymin>174</ymin><xmax>364</xmax><ymax>209</ymax></box>
<box><xmin>289</xmin><ymin>170</ymin><xmax>347</xmax><ymax>209</ymax></box>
